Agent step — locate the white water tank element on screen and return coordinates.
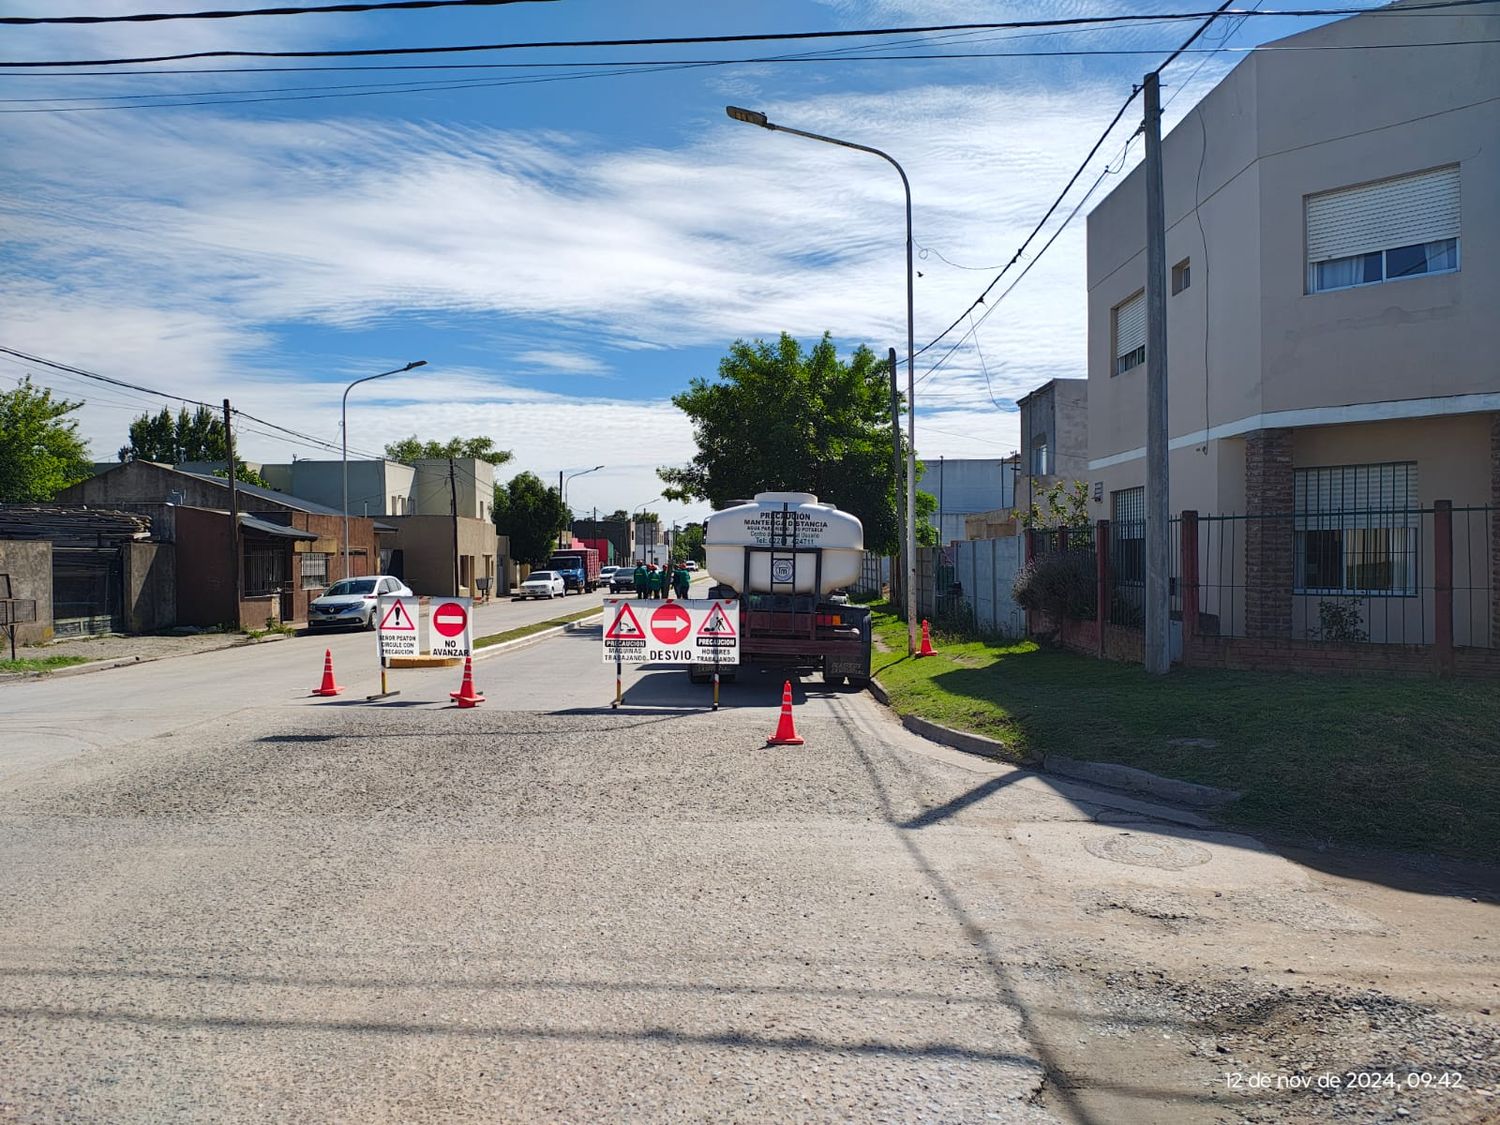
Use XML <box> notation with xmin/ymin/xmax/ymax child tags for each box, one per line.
<box><xmin>705</xmin><ymin>492</ymin><xmax>864</xmax><ymax>596</ymax></box>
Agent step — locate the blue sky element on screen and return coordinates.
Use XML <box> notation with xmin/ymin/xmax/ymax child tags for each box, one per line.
<box><xmin>0</xmin><ymin>0</ymin><xmax>1387</xmax><ymax>523</ymax></box>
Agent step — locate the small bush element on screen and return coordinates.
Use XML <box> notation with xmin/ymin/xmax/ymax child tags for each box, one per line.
<box><xmin>1013</xmin><ymin>552</ymin><xmax>1097</xmax><ymax>624</ymax></box>
<box><xmin>1311</xmin><ymin>599</ymin><xmax>1368</xmax><ymax>643</ymax></box>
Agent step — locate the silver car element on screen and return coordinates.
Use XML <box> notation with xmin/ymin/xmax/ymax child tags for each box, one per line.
<box><xmin>308</xmin><ymin>576</ymin><xmax>413</xmax><ymax>630</ymax></box>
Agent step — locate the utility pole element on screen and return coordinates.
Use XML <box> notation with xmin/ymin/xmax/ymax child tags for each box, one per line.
<box><xmin>449</xmin><ymin>457</ymin><xmax>461</xmax><ymax>596</ymax></box>
<box><xmin>1143</xmin><ymin>70</ymin><xmax>1172</xmax><ymax>675</ymax></box>
<box><xmin>888</xmin><ymin>346</ymin><xmax>903</xmax><ymax>606</ymax></box>
<box><xmin>222</xmin><ymin>399</ymin><xmax>241</xmax><ymax>623</ymax></box>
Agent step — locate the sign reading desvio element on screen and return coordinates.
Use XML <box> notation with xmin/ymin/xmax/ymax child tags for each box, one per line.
<box><xmin>602</xmin><ymin>598</ymin><xmax>739</xmax><ymax>665</ymax></box>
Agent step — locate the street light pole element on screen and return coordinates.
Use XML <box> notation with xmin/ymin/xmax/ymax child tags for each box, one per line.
<box><xmin>726</xmin><ymin>106</ymin><xmax>918</xmax><ymax>655</ymax></box>
<box><xmin>342</xmin><ymin>360</ymin><xmax>426</xmax><ymax>580</ymax></box>
<box><xmin>560</xmin><ymin>464</ymin><xmax>605</xmax><ymax>548</ymax></box>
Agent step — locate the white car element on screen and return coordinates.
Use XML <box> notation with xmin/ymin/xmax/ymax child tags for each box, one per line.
<box><xmin>517</xmin><ymin>570</ymin><xmax>566</xmax><ymax>600</ymax></box>
<box><xmin>683</xmin><ymin>560</ymin><xmax>699</xmax><ymax>571</ymax></box>
<box><xmin>309</xmin><ymin>575</ymin><xmax>413</xmax><ymax>630</ymax></box>
<box><xmin>599</xmin><ymin>565</ymin><xmax>621</xmax><ymax>583</ymax></box>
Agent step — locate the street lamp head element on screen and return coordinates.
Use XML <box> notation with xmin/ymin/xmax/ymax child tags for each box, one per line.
<box><xmin>405</xmin><ymin>360</ymin><xmax>428</xmax><ymax>371</ymax></box>
<box><xmin>725</xmin><ymin>105</ymin><xmax>772</xmax><ymax>129</ymax></box>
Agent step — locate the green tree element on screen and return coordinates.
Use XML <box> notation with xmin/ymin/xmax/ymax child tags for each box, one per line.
<box><xmin>0</xmin><ymin>377</ymin><xmax>93</xmax><ymax>502</ymax></box>
<box><xmin>674</xmin><ymin>522</ymin><xmax>706</xmax><ymax>563</ymax></box>
<box><xmin>492</xmin><ymin>471</ymin><xmax>570</xmax><ymax>567</ymax></box>
<box><xmin>117</xmin><ymin>405</ymin><xmax>271</xmax><ymax>487</ymax></box>
<box><xmin>1014</xmin><ymin>479</ymin><xmax>1091</xmax><ymax>530</ymax></box>
<box><xmin>658</xmin><ymin>333</ymin><xmax>902</xmax><ymax>555</ymax></box>
<box><xmin>916</xmin><ymin>488</ymin><xmax>940</xmax><ymax>547</ymax></box>
<box><xmin>385</xmin><ymin>435</ymin><xmax>513</xmax><ymax>467</ymax></box>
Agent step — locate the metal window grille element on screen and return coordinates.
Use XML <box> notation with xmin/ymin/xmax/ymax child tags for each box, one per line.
<box><xmin>245</xmin><ymin>549</ymin><xmax>286</xmax><ymax>597</ymax></box>
<box><xmin>300</xmin><ymin>551</ymin><xmax>329</xmax><ymax>588</ymax></box>
<box><xmin>1293</xmin><ymin>463</ymin><xmax>1418</xmax><ymax>596</ymax></box>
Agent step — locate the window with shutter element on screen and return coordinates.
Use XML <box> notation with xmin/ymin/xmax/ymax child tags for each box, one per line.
<box><xmin>1306</xmin><ymin>166</ymin><xmax>1460</xmax><ymax>293</ymax></box>
<box><xmin>1112</xmin><ymin>292</ymin><xmax>1146</xmax><ymax>375</ymax></box>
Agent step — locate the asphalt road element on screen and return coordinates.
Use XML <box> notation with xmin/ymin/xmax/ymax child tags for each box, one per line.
<box><xmin>0</xmin><ymin>585</ymin><xmax>614</xmax><ymax>783</ymax></box>
<box><xmin>1</xmin><ymin>625</ymin><xmax>1495</xmax><ymax>1122</ymax></box>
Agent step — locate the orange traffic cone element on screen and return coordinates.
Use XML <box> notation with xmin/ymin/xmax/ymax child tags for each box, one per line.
<box><xmin>449</xmin><ymin>655</ymin><xmax>485</xmax><ymax>708</ymax></box>
<box><xmin>916</xmin><ymin>618</ymin><xmax>937</xmax><ymax>658</ymax></box>
<box><xmin>766</xmin><ymin>680</ymin><xmax>804</xmax><ymax>746</ymax></box>
<box><xmin>311</xmin><ymin>649</ymin><xmax>343</xmax><ymax>696</ymax></box>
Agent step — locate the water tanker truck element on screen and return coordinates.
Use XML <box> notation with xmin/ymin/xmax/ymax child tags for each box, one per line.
<box><xmin>696</xmin><ymin>491</ymin><xmax>872</xmax><ymax>688</ymax></box>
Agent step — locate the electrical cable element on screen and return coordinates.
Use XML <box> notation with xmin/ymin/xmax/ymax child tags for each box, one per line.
<box><xmin>1</xmin><ymin>2</ymin><xmax>1489</xmax><ymax>68</ymax></box>
<box><xmin>910</xmin><ymin>0</ymin><xmax>1248</xmax><ymax>378</ymax></box>
<box><xmin>0</xmin><ymin>344</ymin><xmax>393</xmax><ymax>461</ymax></box>
<box><xmin>2</xmin><ymin>0</ymin><xmax>553</xmax><ymax>26</ymax></box>
<box><xmin>913</xmin><ymin>94</ymin><xmax>1138</xmax><ymax>364</ymax></box>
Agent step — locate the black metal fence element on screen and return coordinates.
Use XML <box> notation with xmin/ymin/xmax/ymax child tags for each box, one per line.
<box><xmin>1188</xmin><ymin>505</ymin><xmax>1493</xmax><ymax>647</ymax></box>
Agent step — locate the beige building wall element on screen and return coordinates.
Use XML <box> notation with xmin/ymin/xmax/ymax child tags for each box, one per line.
<box><xmin>1085</xmin><ymin>3</ymin><xmax>1500</xmax><ymax>511</ymax></box>
<box><xmin>411</xmin><ymin>459</ymin><xmax>495</xmax><ymax>522</ymax></box>
<box><xmin>384</xmin><ymin>514</ymin><xmax>498</xmax><ymax>598</ymax></box>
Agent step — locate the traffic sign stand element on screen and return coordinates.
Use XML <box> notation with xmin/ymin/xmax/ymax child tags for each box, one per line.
<box><xmin>367</xmin><ymin>624</ymin><xmax>401</xmax><ymax>701</ymax></box>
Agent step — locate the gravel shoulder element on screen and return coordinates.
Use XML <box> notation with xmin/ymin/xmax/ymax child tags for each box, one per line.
<box><xmin>12</xmin><ymin>630</ymin><xmax>270</xmax><ymax>666</ymax></box>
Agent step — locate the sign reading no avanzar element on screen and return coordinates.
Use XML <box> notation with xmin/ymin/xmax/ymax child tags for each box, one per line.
<box><xmin>602</xmin><ymin>598</ymin><xmax>739</xmax><ymax>664</ymax></box>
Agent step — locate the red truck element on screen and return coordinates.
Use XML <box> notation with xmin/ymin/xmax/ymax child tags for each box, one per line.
<box><xmin>547</xmin><ymin>547</ymin><xmax>601</xmax><ymax>594</ymax></box>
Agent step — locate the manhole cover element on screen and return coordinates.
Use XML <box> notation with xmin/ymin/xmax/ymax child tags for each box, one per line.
<box><xmin>1085</xmin><ymin>833</ymin><xmax>1213</xmax><ymax>870</ymax></box>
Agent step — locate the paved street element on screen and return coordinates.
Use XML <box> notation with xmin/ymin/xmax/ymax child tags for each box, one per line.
<box><xmin>1</xmin><ymin>629</ymin><xmax>1496</xmax><ymax>1123</ymax></box>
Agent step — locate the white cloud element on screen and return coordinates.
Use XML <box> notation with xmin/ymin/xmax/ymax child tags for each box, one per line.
<box><xmin>1</xmin><ymin>29</ymin><xmax>1242</xmax><ymax>511</ymax></box>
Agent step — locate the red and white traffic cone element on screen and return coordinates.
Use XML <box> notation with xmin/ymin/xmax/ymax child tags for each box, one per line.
<box><xmin>916</xmin><ymin>618</ymin><xmax>937</xmax><ymax>658</ymax></box>
<box><xmin>765</xmin><ymin>680</ymin><xmax>804</xmax><ymax>746</ymax></box>
<box><xmin>449</xmin><ymin>655</ymin><xmax>485</xmax><ymax>708</ymax></box>
<box><xmin>311</xmin><ymin>649</ymin><xmax>343</xmax><ymax>696</ymax></box>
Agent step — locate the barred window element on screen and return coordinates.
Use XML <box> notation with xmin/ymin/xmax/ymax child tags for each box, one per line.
<box><xmin>1111</xmin><ymin>487</ymin><xmax>1145</xmax><ymax>587</ymax></box>
<box><xmin>1294</xmin><ymin>463</ymin><xmax>1418</xmax><ymax>596</ymax></box>
<box><xmin>245</xmin><ymin>549</ymin><xmax>287</xmax><ymax>597</ymax></box>
<box><xmin>300</xmin><ymin>551</ymin><xmax>329</xmax><ymax>588</ymax></box>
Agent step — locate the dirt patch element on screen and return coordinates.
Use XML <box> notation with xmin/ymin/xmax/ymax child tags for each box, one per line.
<box><xmin>16</xmin><ymin>632</ymin><xmax>268</xmax><ymax>665</ymax></box>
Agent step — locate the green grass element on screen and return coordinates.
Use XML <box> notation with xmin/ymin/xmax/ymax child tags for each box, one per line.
<box><xmin>870</xmin><ymin>605</ymin><xmax>1500</xmax><ymax>862</ymax></box>
<box><xmin>0</xmin><ymin>655</ymin><xmax>90</xmax><ymax>674</ymax></box>
<box><xmin>474</xmin><ymin>605</ymin><xmax>602</xmax><ymax>649</ymax></box>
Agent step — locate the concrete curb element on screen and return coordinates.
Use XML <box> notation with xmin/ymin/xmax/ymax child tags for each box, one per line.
<box><xmin>0</xmin><ymin>632</ymin><xmax>289</xmax><ymax>683</ymax></box>
<box><xmin>868</xmin><ymin>675</ymin><xmax>1240</xmax><ymax>811</ymax></box>
<box><xmin>1040</xmin><ymin>755</ymin><xmax>1241</xmax><ymax>809</ymax></box>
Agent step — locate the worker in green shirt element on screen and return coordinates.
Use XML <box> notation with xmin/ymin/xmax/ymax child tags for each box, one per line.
<box><xmin>649</xmin><ymin>564</ymin><xmax>665</xmax><ymax>600</ymax></box>
<box><xmin>633</xmin><ymin>562</ymin><xmax>648</xmax><ymax>599</ymax></box>
<box><xmin>672</xmin><ymin>563</ymin><xmax>691</xmax><ymax>600</ymax></box>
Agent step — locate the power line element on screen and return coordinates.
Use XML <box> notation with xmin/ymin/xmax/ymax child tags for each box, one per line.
<box><xmin>0</xmin><ymin>344</ymin><xmax>389</xmax><ymax>460</ymax></box>
<box><xmin>2</xmin><ymin>0</ymin><xmax>553</xmax><ymax>26</ymax></box>
<box><xmin>913</xmin><ymin>95</ymin><xmax>1139</xmax><ymax>364</ymax></box>
<box><xmin>3</xmin><ymin>35</ymin><xmax>1490</xmax><ymax>84</ymax></box>
<box><xmin>2</xmin><ymin>3</ymin><xmax>1488</xmax><ymax>68</ymax></box>
<box><xmin>910</xmin><ymin>0</ymin><xmax>1246</xmax><ymax>372</ymax></box>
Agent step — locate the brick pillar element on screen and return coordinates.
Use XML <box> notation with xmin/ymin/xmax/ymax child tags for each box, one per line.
<box><xmin>1244</xmin><ymin>428</ymin><xmax>1294</xmax><ymax>638</ymax></box>
<box><xmin>1491</xmin><ymin>414</ymin><xmax>1500</xmax><ymax>647</ymax></box>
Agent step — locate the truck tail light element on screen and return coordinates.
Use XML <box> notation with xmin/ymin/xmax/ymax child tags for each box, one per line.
<box><xmin>816</xmin><ymin>613</ymin><xmax>843</xmax><ymax>627</ymax></box>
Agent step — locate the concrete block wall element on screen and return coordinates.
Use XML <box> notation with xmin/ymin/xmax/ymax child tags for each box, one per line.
<box><xmin>0</xmin><ymin>539</ymin><xmax>53</xmax><ymax>646</ymax></box>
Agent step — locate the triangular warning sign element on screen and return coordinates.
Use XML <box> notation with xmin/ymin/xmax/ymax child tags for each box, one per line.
<box><xmin>697</xmin><ymin>602</ymin><xmax>737</xmax><ymax>637</ymax></box>
<box><xmin>379</xmin><ymin>598</ymin><xmax>416</xmax><ymax>630</ymax></box>
<box><xmin>605</xmin><ymin>603</ymin><xmax>646</xmax><ymax>640</ymax></box>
